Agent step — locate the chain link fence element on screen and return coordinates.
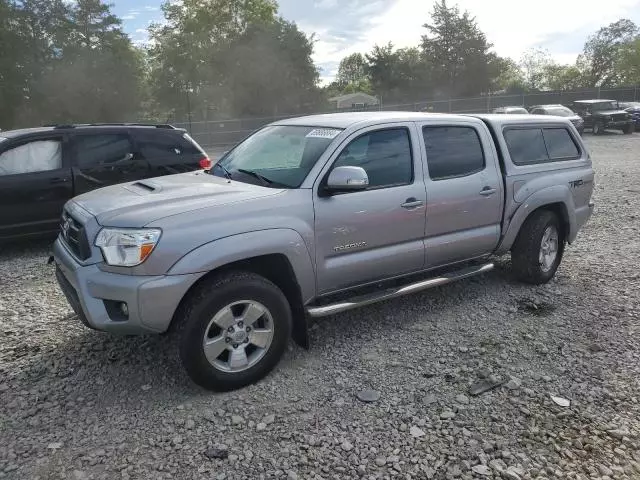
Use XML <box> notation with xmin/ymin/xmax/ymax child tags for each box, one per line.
<box><xmin>174</xmin><ymin>86</ymin><xmax>640</xmax><ymax>155</ymax></box>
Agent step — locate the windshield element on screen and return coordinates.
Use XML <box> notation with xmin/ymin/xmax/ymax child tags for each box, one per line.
<box><xmin>213</xmin><ymin>125</ymin><xmax>341</xmax><ymax>188</ymax></box>
<box><xmin>591</xmin><ymin>101</ymin><xmax>619</xmax><ymax>111</ymax></box>
<box><xmin>545</xmin><ymin>107</ymin><xmax>574</xmax><ymax>117</ymax></box>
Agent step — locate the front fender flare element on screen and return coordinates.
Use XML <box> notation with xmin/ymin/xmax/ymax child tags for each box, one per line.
<box><xmin>167</xmin><ymin>229</ymin><xmax>316</xmax><ymax>304</ymax></box>
<box><xmin>496</xmin><ymin>186</ymin><xmax>576</xmax><ymax>255</ymax></box>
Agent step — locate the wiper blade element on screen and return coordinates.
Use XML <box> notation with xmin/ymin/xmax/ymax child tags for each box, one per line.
<box><xmin>213</xmin><ymin>162</ymin><xmax>232</xmax><ymax>180</ymax></box>
<box><xmin>237</xmin><ymin>168</ymin><xmax>274</xmax><ymax>185</ymax></box>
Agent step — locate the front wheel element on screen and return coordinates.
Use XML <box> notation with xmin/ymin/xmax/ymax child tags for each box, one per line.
<box><xmin>511</xmin><ymin>210</ymin><xmax>564</xmax><ymax>285</ymax></box>
<box><xmin>623</xmin><ymin>123</ymin><xmax>635</xmax><ymax>134</ymax></box>
<box><xmin>175</xmin><ymin>272</ymin><xmax>292</xmax><ymax>391</ymax></box>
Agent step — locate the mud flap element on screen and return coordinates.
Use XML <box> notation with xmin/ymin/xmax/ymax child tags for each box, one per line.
<box><xmin>291</xmin><ymin>309</ymin><xmax>310</xmax><ymax>349</ymax></box>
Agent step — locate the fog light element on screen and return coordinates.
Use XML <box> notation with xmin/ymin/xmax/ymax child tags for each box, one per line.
<box><xmin>120</xmin><ymin>302</ymin><xmax>129</xmax><ymax>317</ymax></box>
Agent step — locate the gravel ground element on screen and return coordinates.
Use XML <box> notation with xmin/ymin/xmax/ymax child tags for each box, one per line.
<box><xmin>1</xmin><ymin>133</ymin><xmax>639</xmax><ymax>480</ymax></box>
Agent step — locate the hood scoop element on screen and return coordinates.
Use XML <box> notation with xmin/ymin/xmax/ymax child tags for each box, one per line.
<box><xmin>124</xmin><ymin>180</ymin><xmax>162</xmax><ymax>194</ymax></box>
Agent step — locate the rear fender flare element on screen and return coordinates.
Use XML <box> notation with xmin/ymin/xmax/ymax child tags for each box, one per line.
<box><xmin>496</xmin><ymin>186</ymin><xmax>576</xmax><ymax>254</ymax></box>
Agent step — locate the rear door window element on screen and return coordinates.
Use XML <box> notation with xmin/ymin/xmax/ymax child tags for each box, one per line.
<box><xmin>135</xmin><ymin>131</ymin><xmax>203</xmax><ymax>163</ymax></box>
<box><xmin>422</xmin><ymin>126</ymin><xmax>485</xmax><ymax>180</ymax></box>
<box><xmin>74</xmin><ymin>134</ymin><xmax>133</xmax><ymax>168</ymax></box>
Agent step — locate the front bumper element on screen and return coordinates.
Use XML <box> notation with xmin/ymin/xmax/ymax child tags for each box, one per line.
<box><xmin>603</xmin><ymin>120</ymin><xmax>633</xmax><ymax>128</ymax></box>
<box><xmin>53</xmin><ymin>237</ymin><xmax>202</xmax><ymax>334</ymax></box>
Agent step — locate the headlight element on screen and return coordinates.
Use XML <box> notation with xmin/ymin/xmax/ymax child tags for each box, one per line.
<box><xmin>95</xmin><ymin>228</ymin><xmax>161</xmax><ymax>266</ymax></box>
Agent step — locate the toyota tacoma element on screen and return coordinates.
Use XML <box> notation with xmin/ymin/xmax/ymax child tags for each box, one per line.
<box><xmin>54</xmin><ymin>112</ymin><xmax>595</xmax><ymax>391</ymax></box>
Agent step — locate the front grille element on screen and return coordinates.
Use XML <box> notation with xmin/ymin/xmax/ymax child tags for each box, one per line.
<box><xmin>611</xmin><ymin>113</ymin><xmax>627</xmax><ymax>122</ymax></box>
<box><xmin>60</xmin><ymin>210</ymin><xmax>91</xmax><ymax>260</ymax></box>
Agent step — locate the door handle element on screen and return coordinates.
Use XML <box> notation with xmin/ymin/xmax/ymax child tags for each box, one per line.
<box><xmin>401</xmin><ymin>198</ymin><xmax>424</xmax><ymax>209</ymax></box>
<box><xmin>480</xmin><ymin>187</ymin><xmax>497</xmax><ymax>196</ymax></box>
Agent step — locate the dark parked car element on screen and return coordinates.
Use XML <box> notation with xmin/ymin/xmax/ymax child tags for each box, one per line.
<box><xmin>529</xmin><ymin>104</ymin><xmax>585</xmax><ymax>135</ymax></box>
<box><xmin>492</xmin><ymin>106</ymin><xmax>529</xmax><ymax>115</ymax></box>
<box><xmin>572</xmin><ymin>100</ymin><xmax>634</xmax><ymax>135</ymax></box>
<box><xmin>619</xmin><ymin>101</ymin><xmax>640</xmax><ymax>129</ymax></box>
<box><xmin>0</xmin><ymin>123</ymin><xmax>209</xmax><ymax>241</ymax></box>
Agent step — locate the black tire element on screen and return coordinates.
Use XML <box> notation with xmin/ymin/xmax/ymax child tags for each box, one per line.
<box><xmin>511</xmin><ymin>210</ymin><xmax>564</xmax><ymax>285</ymax></box>
<box><xmin>593</xmin><ymin>122</ymin><xmax>603</xmax><ymax>135</ymax></box>
<box><xmin>623</xmin><ymin>123</ymin><xmax>634</xmax><ymax>134</ymax></box>
<box><xmin>174</xmin><ymin>271</ymin><xmax>292</xmax><ymax>391</ymax></box>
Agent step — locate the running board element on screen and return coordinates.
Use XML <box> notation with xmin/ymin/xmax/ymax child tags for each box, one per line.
<box><xmin>306</xmin><ymin>262</ymin><xmax>494</xmax><ymax>318</ymax></box>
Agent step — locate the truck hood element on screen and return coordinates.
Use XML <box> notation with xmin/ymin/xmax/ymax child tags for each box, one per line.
<box><xmin>72</xmin><ymin>172</ymin><xmax>284</xmax><ymax>227</ymax></box>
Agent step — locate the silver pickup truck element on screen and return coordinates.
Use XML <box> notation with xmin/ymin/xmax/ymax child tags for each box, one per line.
<box><xmin>53</xmin><ymin>112</ymin><xmax>594</xmax><ymax>391</ymax></box>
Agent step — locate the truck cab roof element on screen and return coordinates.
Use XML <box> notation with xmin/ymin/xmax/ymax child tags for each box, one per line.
<box><xmin>273</xmin><ymin>111</ymin><xmax>571</xmax><ymax>130</ymax></box>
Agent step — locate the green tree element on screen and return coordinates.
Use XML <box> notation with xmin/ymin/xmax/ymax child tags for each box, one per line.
<box><xmin>148</xmin><ymin>0</ymin><xmax>318</xmax><ymax>119</ymax></box>
<box><xmin>32</xmin><ymin>0</ymin><xmax>144</xmax><ymax>124</ymax></box>
<box><xmin>518</xmin><ymin>48</ymin><xmax>553</xmax><ymax>91</ymax></box>
<box><xmin>0</xmin><ymin>0</ymin><xmax>73</xmax><ymax>128</ymax></box>
<box><xmin>336</xmin><ymin>53</ymin><xmax>369</xmax><ymax>88</ymax></box>
<box><xmin>0</xmin><ymin>0</ymin><xmax>24</xmax><ymax>129</ymax></box>
<box><xmin>393</xmin><ymin>47</ymin><xmax>431</xmax><ymax>100</ymax></box>
<box><xmin>580</xmin><ymin>19</ymin><xmax>638</xmax><ymax>87</ymax></box>
<box><xmin>420</xmin><ymin>0</ymin><xmax>495</xmax><ymax>97</ymax></box>
<box><xmin>365</xmin><ymin>43</ymin><xmax>398</xmax><ymax>97</ymax></box>
<box><xmin>0</xmin><ymin>0</ymin><xmax>144</xmax><ymax>128</ymax></box>
<box><xmin>615</xmin><ymin>37</ymin><xmax>640</xmax><ymax>85</ymax></box>
<box><xmin>222</xmin><ymin>18</ymin><xmax>320</xmax><ymax>116</ymax></box>
<box><xmin>365</xmin><ymin>44</ymin><xmax>431</xmax><ymax>102</ymax></box>
<box><xmin>542</xmin><ymin>64</ymin><xmax>586</xmax><ymax>91</ymax></box>
<box><xmin>489</xmin><ymin>56</ymin><xmax>526</xmax><ymax>93</ymax></box>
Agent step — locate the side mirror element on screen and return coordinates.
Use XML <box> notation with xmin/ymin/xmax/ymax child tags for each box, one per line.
<box><xmin>326</xmin><ymin>166</ymin><xmax>369</xmax><ymax>193</ymax></box>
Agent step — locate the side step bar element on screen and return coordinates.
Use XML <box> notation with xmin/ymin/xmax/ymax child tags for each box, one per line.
<box><xmin>306</xmin><ymin>262</ymin><xmax>494</xmax><ymax>318</ymax></box>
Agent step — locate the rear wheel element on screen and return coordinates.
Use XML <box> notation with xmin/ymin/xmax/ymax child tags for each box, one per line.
<box><xmin>175</xmin><ymin>272</ymin><xmax>292</xmax><ymax>391</ymax></box>
<box><xmin>593</xmin><ymin>122</ymin><xmax>603</xmax><ymax>135</ymax></box>
<box><xmin>511</xmin><ymin>210</ymin><xmax>564</xmax><ymax>285</ymax></box>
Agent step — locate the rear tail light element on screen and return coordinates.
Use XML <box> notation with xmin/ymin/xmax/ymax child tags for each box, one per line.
<box><xmin>199</xmin><ymin>156</ymin><xmax>212</xmax><ymax>170</ymax></box>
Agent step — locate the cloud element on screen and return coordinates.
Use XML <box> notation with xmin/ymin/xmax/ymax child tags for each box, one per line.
<box><xmin>121</xmin><ymin>8</ymin><xmax>142</xmax><ymax>21</ymax></box>
<box><xmin>314</xmin><ymin>0</ymin><xmax>338</xmax><ymax>8</ymax></box>
<box><xmin>280</xmin><ymin>0</ymin><xmax>640</xmax><ymax>82</ymax></box>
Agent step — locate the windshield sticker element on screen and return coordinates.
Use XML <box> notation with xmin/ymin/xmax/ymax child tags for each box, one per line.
<box><xmin>306</xmin><ymin>128</ymin><xmax>341</xmax><ymax>139</ymax></box>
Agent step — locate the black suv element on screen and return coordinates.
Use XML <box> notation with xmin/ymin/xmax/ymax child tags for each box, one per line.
<box><xmin>0</xmin><ymin>123</ymin><xmax>209</xmax><ymax>241</ymax></box>
<box><xmin>572</xmin><ymin>100</ymin><xmax>635</xmax><ymax>135</ymax></box>
<box><xmin>529</xmin><ymin>104</ymin><xmax>585</xmax><ymax>135</ymax></box>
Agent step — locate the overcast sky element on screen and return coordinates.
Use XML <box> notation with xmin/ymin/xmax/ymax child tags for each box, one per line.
<box><xmin>114</xmin><ymin>0</ymin><xmax>640</xmax><ymax>84</ymax></box>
